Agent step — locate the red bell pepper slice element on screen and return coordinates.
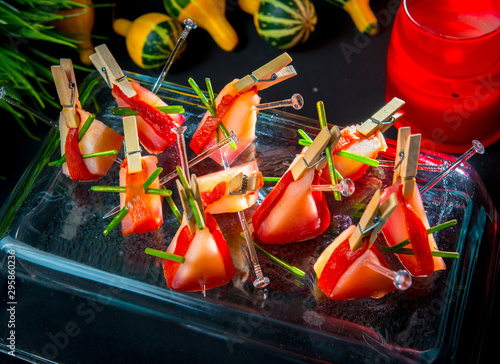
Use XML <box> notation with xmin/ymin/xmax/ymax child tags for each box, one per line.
<box><xmin>64</xmin><ymin>127</ymin><xmax>99</xmax><ymax>181</ymax></box>
<box><xmin>112</xmin><ymin>85</ymin><xmax>181</xmax><ymax>147</ymax></box>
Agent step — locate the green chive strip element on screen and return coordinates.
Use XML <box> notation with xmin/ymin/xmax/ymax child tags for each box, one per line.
<box><xmin>317</xmin><ymin>101</ymin><xmax>341</xmax><ymax>201</ymax></box>
<box><xmin>188</xmin><ymin>77</ymin><xmax>216</xmax><ymax>117</ymax></box>
<box><xmin>336</xmin><ymin>150</ymin><xmax>379</xmax><ymax>167</ymax></box>
<box><xmin>176</xmin><ymin>166</ymin><xmax>205</xmax><ymax>230</ymax></box>
<box><xmin>91</xmin><ymin>185</ymin><xmax>172</xmax><ymax>196</ymax></box>
<box><xmin>263</xmin><ymin>177</ymin><xmax>281</xmax><ymax>182</ymax></box>
<box><xmin>49</xmin><ymin>149</ymin><xmax>118</xmax><ymax>167</ymax></box>
<box><xmin>103</xmin><ymin>167</ymin><xmax>163</xmax><ymax>236</ymax></box>
<box><xmin>206</xmin><ymin>77</ymin><xmax>216</xmax><ymax>107</ymax></box>
<box><xmin>112</xmin><ymin>105</ymin><xmax>185</xmax><ymax>115</ymax></box>
<box><xmin>165</xmin><ymin>194</ymin><xmax>182</xmax><ymax>224</ymax></box>
<box><xmin>50</xmin><ymin>113</ymin><xmax>96</xmax><ymax>167</ymax></box>
<box><xmin>217</xmin><ymin>122</ymin><xmax>237</xmax><ymax>151</ymax></box>
<box><xmin>380</xmin><ymin>220</ymin><xmax>458</xmax><ymax>253</ymax></box>
<box><xmin>298</xmin><ymin>129</ymin><xmax>313</xmax><ymax>143</ymax></box>
<box><xmin>241</xmin><ymin>233</ymin><xmax>305</xmax><ymax>278</ymax></box>
<box><xmin>381</xmin><ymin>248</ymin><xmax>459</xmax><ymax>259</ymax></box>
<box><xmin>144</xmin><ymin>248</ymin><xmax>186</xmax><ymax>263</ymax></box>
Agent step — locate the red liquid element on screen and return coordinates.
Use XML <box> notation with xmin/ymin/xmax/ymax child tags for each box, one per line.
<box><xmin>386</xmin><ymin>0</ymin><xmax>500</xmax><ymax>153</ymax></box>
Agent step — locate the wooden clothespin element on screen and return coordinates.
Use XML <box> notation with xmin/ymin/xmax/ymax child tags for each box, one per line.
<box><xmin>349</xmin><ymin>189</ymin><xmax>398</xmax><ymax>250</ymax></box>
<box><xmin>356</xmin><ymin>97</ymin><xmax>405</xmax><ymax>137</ymax></box>
<box><xmin>291</xmin><ymin>125</ymin><xmax>341</xmax><ymax>181</ymax></box>
<box><xmin>89</xmin><ymin>44</ymin><xmax>136</xmax><ymax>98</ymax></box>
<box><xmin>176</xmin><ymin>174</ymin><xmax>206</xmax><ymax>233</ymax></box>
<box><xmin>229</xmin><ymin>172</ymin><xmax>260</xmax><ymax>195</ymax></box>
<box><xmin>233</xmin><ymin>53</ymin><xmax>297</xmax><ymax>93</ymax></box>
<box><xmin>122</xmin><ymin>115</ymin><xmax>142</xmax><ymax>174</ymax></box>
<box><xmin>392</xmin><ymin>126</ymin><xmax>421</xmax><ymax>199</ymax></box>
<box><xmin>51</xmin><ymin>59</ymin><xmax>81</xmax><ymax>128</ymax></box>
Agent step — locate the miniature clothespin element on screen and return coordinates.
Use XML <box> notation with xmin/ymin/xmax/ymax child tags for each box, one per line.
<box><xmin>229</xmin><ymin>172</ymin><xmax>260</xmax><ymax>195</ymax></box>
<box><xmin>51</xmin><ymin>58</ymin><xmax>81</xmax><ymax>129</ymax></box>
<box><xmin>349</xmin><ymin>189</ymin><xmax>398</xmax><ymax>250</ymax></box>
<box><xmin>122</xmin><ymin>115</ymin><xmax>142</xmax><ymax>174</ymax></box>
<box><xmin>89</xmin><ymin>44</ymin><xmax>136</xmax><ymax>98</ymax></box>
<box><xmin>233</xmin><ymin>53</ymin><xmax>297</xmax><ymax>93</ymax></box>
<box><xmin>291</xmin><ymin>125</ymin><xmax>341</xmax><ymax>181</ymax></box>
<box><xmin>392</xmin><ymin>126</ymin><xmax>421</xmax><ymax>199</ymax></box>
<box><xmin>176</xmin><ymin>173</ymin><xmax>206</xmax><ymax>233</ymax></box>
<box><xmin>356</xmin><ymin>97</ymin><xmax>405</xmax><ymax>137</ymax></box>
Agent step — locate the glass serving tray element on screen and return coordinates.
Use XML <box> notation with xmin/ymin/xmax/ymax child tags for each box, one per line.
<box><xmin>1</xmin><ymin>72</ymin><xmax>499</xmax><ymax>363</ymax></box>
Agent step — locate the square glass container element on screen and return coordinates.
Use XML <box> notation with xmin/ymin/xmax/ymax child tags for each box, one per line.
<box><xmin>1</xmin><ymin>72</ymin><xmax>499</xmax><ymax>363</ymax></box>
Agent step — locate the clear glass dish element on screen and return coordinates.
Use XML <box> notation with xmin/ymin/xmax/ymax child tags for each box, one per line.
<box><xmin>1</xmin><ymin>72</ymin><xmax>498</xmax><ymax>363</ymax></box>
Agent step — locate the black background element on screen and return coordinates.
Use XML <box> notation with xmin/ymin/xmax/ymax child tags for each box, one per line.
<box><xmin>1</xmin><ymin>0</ymin><xmax>499</xmax><ymax>363</ymax></box>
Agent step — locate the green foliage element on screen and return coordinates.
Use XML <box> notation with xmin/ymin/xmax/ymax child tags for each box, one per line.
<box><xmin>0</xmin><ymin>0</ymin><xmax>89</xmax><ymax>140</ymax></box>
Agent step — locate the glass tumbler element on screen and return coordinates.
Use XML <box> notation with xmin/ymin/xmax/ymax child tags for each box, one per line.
<box><xmin>386</xmin><ymin>0</ymin><xmax>500</xmax><ymax>153</ymax></box>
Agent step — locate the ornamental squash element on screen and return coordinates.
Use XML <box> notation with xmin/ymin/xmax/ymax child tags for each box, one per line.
<box><xmin>327</xmin><ymin>0</ymin><xmax>378</xmax><ymax>35</ymax></box>
<box><xmin>240</xmin><ymin>0</ymin><xmax>317</xmax><ymax>50</ymax></box>
<box><xmin>113</xmin><ymin>13</ymin><xmax>184</xmax><ymax>69</ymax></box>
<box><xmin>163</xmin><ymin>0</ymin><xmax>238</xmax><ymax>52</ymax></box>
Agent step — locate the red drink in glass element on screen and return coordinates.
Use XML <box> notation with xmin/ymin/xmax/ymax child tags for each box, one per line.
<box><xmin>386</xmin><ymin>0</ymin><xmax>500</xmax><ymax>153</ymax></box>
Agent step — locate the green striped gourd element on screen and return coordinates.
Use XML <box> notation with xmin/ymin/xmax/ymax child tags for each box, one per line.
<box><xmin>113</xmin><ymin>13</ymin><xmax>183</xmax><ymax>69</ymax></box>
<box><xmin>241</xmin><ymin>0</ymin><xmax>317</xmax><ymax>50</ymax></box>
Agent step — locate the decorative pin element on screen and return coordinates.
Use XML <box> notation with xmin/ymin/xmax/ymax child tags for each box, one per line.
<box><xmin>152</xmin><ymin>19</ymin><xmax>197</xmax><ymax>94</ymax></box>
<box><xmin>252</xmin><ymin>93</ymin><xmax>304</xmax><ymax>111</ymax></box>
<box><xmin>356</xmin><ymin>97</ymin><xmax>405</xmax><ymax>137</ymax></box>
<box><xmin>363</xmin><ymin>259</ymin><xmax>412</xmax><ymax>291</ymax></box>
<box><xmin>221</xmin><ymin>152</ymin><xmax>269</xmax><ymax>288</ymax></box>
<box><xmin>420</xmin><ymin>140</ymin><xmax>485</xmax><ymax>195</ymax></box>
<box><xmin>233</xmin><ymin>53</ymin><xmax>297</xmax><ymax>93</ymax></box>
<box><xmin>0</xmin><ymin>86</ymin><xmax>58</xmax><ymax>128</ymax></box>
<box><xmin>310</xmin><ymin>178</ymin><xmax>355</xmax><ymax>197</ymax></box>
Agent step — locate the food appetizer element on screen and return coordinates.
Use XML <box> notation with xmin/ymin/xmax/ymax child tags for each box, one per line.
<box><xmin>196</xmin><ymin>160</ymin><xmax>264</xmax><ymax>214</ymax></box>
<box><xmin>163</xmin><ymin>167</ymin><xmax>235</xmax><ymax>292</ymax></box>
<box><xmin>313</xmin><ymin>190</ymin><xmax>407</xmax><ymax>300</ymax></box>
<box><xmin>252</xmin><ymin>124</ymin><xmax>340</xmax><ymax>244</ymax></box>
<box><xmin>189</xmin><ymin>53</ymin><xmax>297</xmax><ymax>166</ymax></box>
<box><xmin>319</xmin><ymin>97</ymin><xmax>405</xmax><ymax>182</ymax></box>
<box><xmin>380</xmin><ymin>127</ymin><xmax>446</xmax><ymax>277</ymax></box>
<box><xmin>89</xmin><ymin>44</ymin><xmax>185</xmax><ymax>154</ymax></box>
<box><xmin>51</xmin><ymin>58</ymin><xmax>123</xmax><ymax>181</ymax></box>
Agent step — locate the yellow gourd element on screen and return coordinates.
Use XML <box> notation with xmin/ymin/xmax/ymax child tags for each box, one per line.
<box><xmin>163</xmin><ymin>0</ymin><xmax>238</xmax><ymax>52</ymax></box>
<box><xmin>113</xmin><ymin>13</ymin><xmax>184</xmax><ymax>69</ymax></box>
<box><xmin>327</xmin><ymin>0</ymin><xmax>378</xmax><ymax>36</ymax></box>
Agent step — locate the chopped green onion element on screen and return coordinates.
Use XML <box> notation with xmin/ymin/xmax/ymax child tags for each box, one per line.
<box><xmin>298</xmin><ymin>129</ymin><xmax>313</xmax><ymax>143</ymax></box>
<box><xmin>165</xmin><ymin>194</ymin><xmax>182</xmax><ymax>224</ymax></box>
<box><xmin>382</xmin><ymin>248</ymin><xmax>459</xmax><ymax>259</ymax></box>
<box><xmin>103</xmin><ymin>167</ymin><xmax>163</xmax><ymax>236</ymax></box>
<box><xmin>83</xmin><ymin>150</ymin><xmax>118</xmax><ymax>159</ymax></box>
<box><xmin>217</xmin><ymin>122</ymin><xmax>237</xmax><ymax>150</ymax></box>
<box><xmin>112</xmin><ymin>105</ymin><xmax>185</xmax><ymax>115</ymax></box>
<box><xmin>144</xmin><ymin>248</ymin><xmax>186</xmax><ymax>263</ymax></box>
<box><xmin>91</xmin><ymin>185</ymin><xmax>172</xmax><ymax>197</ymax></box>
<box><xmin>241</xmin><ymin>233</ymin><xmax>305</xmax><ymax>277</ymax></box>
<box><xmin>176</xmin><ymin>166</ymin><xmax>205</xmax><ymax>230</ymax></box>
<box><xmin>263</xmin><ymin>177</ymin><xmax>281</xmax><ymax>182</ymax></box>
<box><xmin>317</xmin><ymin>101</ymin><xmax>341</xmax><ymax>201</ymax></box>
<box><xmin>205</xmin><ymin>78</ymin><xmax>216</xmax><ymax>107</ymax></box>
<box><xmin>336</xmin><ymin>150</ymin><xmax>379</xmax><ymax>167</ymax></box>
<box><xmin>188</xmin><ymin>77</ymin><xmax>216</xmax><ymax>117</ymax></box>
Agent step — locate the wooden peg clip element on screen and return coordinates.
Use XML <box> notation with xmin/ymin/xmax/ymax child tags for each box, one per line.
<box><xmin>393</xmin><ymin>126</ymin><xmax>421</xmax><ymax>199</ymax></box>
<box><xmin>51</xmin><ymin>58</ymin><xmax>80</xmax><ymax>128</ymax></box>
<box><xmin>233</xmin><ymin>53</ymin><xmax>296</xmax><ymax>93</ymax></box>
<box><xmin>229</xmin><ymin>172</ymin><xmax>260</xmax><ymax>195</ymax></box>
<box><xmin>356</xmin><ymin>97</ymin><xmax>405</xmax><ymax>137</ymax></box>
<box><xmin>89</xmin><ymin>44</ymin><xmax>136</xmax><ymax>98</ymax></box>
<box><xmin>368</xmin><ymin>193</ymin><xmax>397</xmax><ymax>244</ymax></box>
<box><xmin>122</xmin><ymin>115</ymin><xmax>142</xmax><ymax>174</ymax></box>
<box><xmin>291</xmin><ymin>125</ymin><xmax>341</xmax><ymax>181</ymax></box>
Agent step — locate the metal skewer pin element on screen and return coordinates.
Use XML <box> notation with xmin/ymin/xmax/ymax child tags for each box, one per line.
<box><xmin>310</xmin><ymin>178</ymin><xmax>355</xmax><ymax>196</ymax></box>
<box><xmin>363</xmin><ymin>259</ymin><xmax>412</xmax><ymax>291</ymax></box>
<box><xmin>251</xmin><ymin>93</ymin><xmax>304</xmax><ymax>111</ymax></box>
<box><xmin>420</xmin><ymin>140</ymin><xmax>484</xmax><ymax>195</ymax></box>
<box><xmin>152</xmin><ymin>19</ymin><xmax>197</xmax><ymax>94</ymax></box>
<box><xmin>221</xmin><ymin>152</ymin><xmax>270</xmax><ymax>289</ymax></box>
